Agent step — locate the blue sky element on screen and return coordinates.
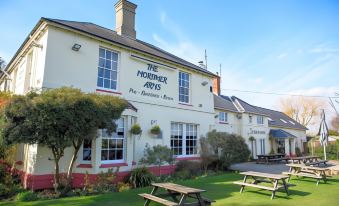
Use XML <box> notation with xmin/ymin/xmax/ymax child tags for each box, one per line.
<box><xmin>0</xmin><ymin>0</ymin><xmax>338</xmax><ymax>121</ymax></box>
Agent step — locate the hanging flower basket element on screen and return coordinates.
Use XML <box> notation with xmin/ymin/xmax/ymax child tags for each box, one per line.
<box><xmin>150</xmin><ymin>125</ymin><xmax>161</xmax><ymax>135</ymax></box>
<box><xmin>130</xmin><ymin>124</ymin><xmax>142</xmax><ymax>136</ymax></box>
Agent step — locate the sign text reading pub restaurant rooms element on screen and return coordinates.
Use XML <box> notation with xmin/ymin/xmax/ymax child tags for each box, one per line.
<box><xmin>129</xmin><ymin>63</ymin><xmax>174</xmax><ymax>101</ymax></box>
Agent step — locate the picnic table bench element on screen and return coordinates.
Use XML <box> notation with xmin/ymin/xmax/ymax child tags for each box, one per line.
<box><xmin>256</xmin><ymin>153</ymin><xmax>288</xmax><ymax>164</ymax></box>
<box><xmin>233</xmin><ymin>171</ymin><xmax>293</xmax><ymax>199</ymax></box>
<box><xmin>289</xmin><ymin>156</ymin><xmax>319</xmax><ymax>164</ymax></box>
<box><xmin>283</xmin><ymin>164</ymin><xmax>331</xmax><ymax>186</ymax></box>
<box><xmin>305</xmin><ymin>160</ymin><xmax>328</xmax><ymax>166</ymax></box>
<box><xmin>139</xmin><ymin>182</ymin><xmax>215</xmax><ymax>206</ymax></box>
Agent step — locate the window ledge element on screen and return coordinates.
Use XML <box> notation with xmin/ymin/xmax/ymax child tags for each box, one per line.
<box><xmin>176</xmin><ymin>156</ymin><xmax>200</xmax><ymax>161</ymax></box>
<box><xmin>178</xmin><ymin>103</ymin><xmax>193</xmax><ymax>106</ymax></box>
<box><xmin>99</xmin><ymin>163</ymin><xmax>128</xmax><ymax>168</ymax></box>
<box><xmin>96</xmin><ymin>89</ymin><xmax>122</xmax><ymax>95</ymax></box>
<box><xmin>77</xmin><ymin>164</ymin><xmax>92</xmax><ymax>168</ymax></box>
<box><xmin>219</xmin><ymin>121</ymin><xmax>229</xmax><ymax>124</ymax></box>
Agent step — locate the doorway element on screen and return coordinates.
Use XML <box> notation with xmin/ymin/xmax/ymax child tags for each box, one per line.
<box><xmin>276</xmin><ymin>139</ymin><xmax>285</xmax><ymax>154</ymax></box>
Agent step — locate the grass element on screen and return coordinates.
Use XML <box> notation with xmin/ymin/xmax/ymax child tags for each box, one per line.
<box><xmin>1</xmin><ymin>172</ymin><xmax>339</xmax><ymax>206</ymax></box>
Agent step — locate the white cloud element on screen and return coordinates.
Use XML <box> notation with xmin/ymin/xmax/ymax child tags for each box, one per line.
<box><xmin>152</xmin><ymin>12</ymin><xmax>204</xmax><ymax>65</ymax></box>
<box><xmin>277</xmin><ymin>53</ymin><xmax>288</xmax><ymax>59</ymax></box>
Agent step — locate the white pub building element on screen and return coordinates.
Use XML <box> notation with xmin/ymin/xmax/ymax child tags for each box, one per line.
<box><xmin>0</xmin><ymin>0</ymin><xmax>306</xmax><ymax>190</ymax></box>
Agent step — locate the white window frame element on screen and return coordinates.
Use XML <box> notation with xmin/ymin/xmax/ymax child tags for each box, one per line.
<box><xmin>257</xmin><ymin>116</ymin><xmax>264</xmax><ymax>125</ymax></box>
<box><xmin>178</xmin><ymin>71</ymin><xmax>190</xmax><ymax>104</ymax></box>
<box><xmin>249</xmin><ymin>115</ymin><xmax>253</xmax><ymax>124</ymax></box>
<box><xmin>171</xmin><ymin>122</ymin><xmax>198</xmax><ymax>157</ymax></box>
<box><xmin>219</xmin><ymin>112</ymin><xmax>228</xmax><ymax>123</ymax></box>
<box><xmin>259</xmin><ymin>139</ymin><xmax>265</xmax><ymax>155</ymax></box>
<box><xmin>100</xmin><ymin>118</ymin><xmax>126</xmax><ymax>164</ymax></box>
<box><xmin>97</xmin><ymin>47</ymin><xmax>119</xmax><ymax>92</ymax></box>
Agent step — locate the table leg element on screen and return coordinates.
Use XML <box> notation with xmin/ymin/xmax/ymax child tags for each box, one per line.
<box><xmin>178</xmin><ymin>194</ymin><xmax>187</xmax><ymax>206</ymax></box>
<box><xmin>271</xmin><ymin>180</ymin><xmax>278</xmax><ymax>200</ymax></box>
<box><xmin>144</xmin><ymin>186</ymin><xmax>159</xmax><ymax>206</ymax></box>
<box><xmin>282</xmin><ymin>178</ymin><xmax>289</xmax><ymax>195</ymax></box>
<box><xmin>196</xmin><ymin>193</ymin><xmax>206</xmax><ymax>206</ymax></box>
<box><xmin>240</xmin><ymin>175</ymin><xmax>248</xmax><ymax>193</ymax></box>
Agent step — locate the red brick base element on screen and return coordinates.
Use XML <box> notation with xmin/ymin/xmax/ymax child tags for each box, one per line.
<box><xmin>20</xmin><ymin>165</ymin><xmax>176</xmax><ymax>190</ymax></box>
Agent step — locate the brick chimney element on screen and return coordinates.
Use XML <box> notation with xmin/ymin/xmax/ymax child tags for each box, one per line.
<box><xmin>212</xmin><ymin>76</ymin><xmax>221</xmax><ymax>95</ymax></box>
<box><xmin>114</xmin><ymin>0</ymin><xmax>137</xmax><ymax>39</ymax></box>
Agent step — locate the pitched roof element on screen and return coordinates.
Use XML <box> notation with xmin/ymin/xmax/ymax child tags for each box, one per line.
<box><xmin>213</xmin><ymin>94</ymin><xmax>239</xmax><ymax>112</ymax></box>
<box><xmin>219</xmin><ymin>95</ymin><xmax>307</xmax><ymax>131</ymax></box>
<box><xmin>43</xmin><ymin>18</ymin><xmax>217</xmax><ymax>77</ymax></box>
<box><xmin>230</xmin><ymin>96</ymin><xmax>267</xmax><ymax>116</ymax></box>
<box><xmin>269</xmin><ymin>129</ymin><xmax>297</xmax><ymax>139</ymax></box>
<box><xmin>255</xmin><ymin>106</ymin><xmax>308</xmax><ymax>130</ymax></box>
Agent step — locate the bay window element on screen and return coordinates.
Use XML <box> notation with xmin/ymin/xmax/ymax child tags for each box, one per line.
<box><xmin>101</xmin><ymin>118</ymin><xmax>125</xmax><ymax>162</ymax></box>
<box><xmin>171</xmin><ymin>123</ymin><xmax>198</xmax><ymax>156</ymax></box>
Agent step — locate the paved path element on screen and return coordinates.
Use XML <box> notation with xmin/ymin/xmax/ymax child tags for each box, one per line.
<box><xmin>230</xmin><ymin>160</ymin><xmax>339</xmax><ymax>175</ymax></box>
<box><xmin>230</xmin><ymin>162</ymin><xmax>289</xmax><ymax>174</ymax></box>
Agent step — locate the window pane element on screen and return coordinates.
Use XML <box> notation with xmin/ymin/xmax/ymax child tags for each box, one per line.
<box><xmin>105</xmin><ymin>60</ymin><xmax>111</xmax><ymax>69</ymax></box>
<box><xmin>106</xmin><ymin>51</ymin><xmax>111</xmax><ymax>59</ymax></box>
<box><xmin>102</xmin><ymin>139</ymin><xmax>108</xmax><ymax>149</ymax></box>
<box><xmin>99</xmin><ymin>58</ymin><xmax>105</xmax><ymax>67</ymax></box>
<box><xmin>116</xmin><ymin>150</ymin><xmax>123</xmax><ymax>160</ymax></box>
<box><xmin>101</xmin><ymin>150</ymin><xmax>108</xmax><ymax>160</ymax></box>
<box><xmin>104</xmin><ymin>69</ymin><xmax>110</xmax><ymax>79</ymax></box>
<box><xmin>111</xmin><ymin>52</ymin><xmax>118</xmax><ymax>61</ymax></box>
<box><xmin>109</xmin><ymin>150</ymin><xmax>115</xmax><ymax>160</ymax></box>
<box><xmin>83</xmin><ymin>149</ymin><xmax>91</xmax><ymax>161</ymax></box>
<box><xmin>97</xmin><ymin>77</ymin><xmax>103</xmax><ymax>87</ymax></box>
<box><xmin>97</xmin><ymin>67</ymin><xmax>103</xmax><ymax>77</ymax></box>
<box><xmin>99</xmin><ymin>48</ymin><xmax>105</xmax><ymax>58</ymax></box>
<box><xmin>112</xmin><ymin>61</ymin><xmax>118</xmax><ymax>70</ymax></box>
<box><xmin>104</xmin><ymin>79</ymin><xmax>110</xmax><ymax>88</ymax></box>
<box><xmin>110</xmin><ymin>81</ymin><xmax>117</xmax><ymax>90</ymax></box>
<box><xmin>111</xmin><ymin>71</ymin><xmax>117</xmax><ymax>80</ymax></box>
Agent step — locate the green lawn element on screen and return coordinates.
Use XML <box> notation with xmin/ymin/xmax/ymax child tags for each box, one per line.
<box><xmin>2</xmin><ymin>172</ymin><xmax>339</xmax><ymax>206</ymax></box>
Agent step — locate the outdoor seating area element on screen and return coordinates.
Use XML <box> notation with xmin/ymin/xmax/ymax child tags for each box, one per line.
<box><xmin>139</xmin><ymin>183</ymin><xmax>215</xmax><ymax>206</ymax></box>
<box><xmin>233</xmin><ymin>171</ymin><xmax>293</xmax><ymax>199</ymax></box>
<box><xmin>283</xmin><ymin>164</ymin><xmax>331</xmax><ymax>186</ymax></box>
<box><xmin>256</xmin><ymin>154</ymin><xmax>289</xmax><ymax>164</ymax></box>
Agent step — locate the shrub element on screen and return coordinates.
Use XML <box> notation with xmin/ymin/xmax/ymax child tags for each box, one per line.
<box><xmin>36</xmin><ymin>190</ymin><xmax>59</xmax><ymax>200</ymax></box>
<box><xmin>125</xmin><ymin>167</ymin><xmax>155</xmax><ymax>188</ymax></box>
<box><xmin>117</xmin><ymin>182</ymin><xmax>131</xmax><ymax>192</ymax></box>
<box><xmin>93</xmin><ymin>168</ymin><xmax>118</xmax><ymax>193</ymax></box>
<box><xmin>314</xmin><ymin>144</ymin><xmax>338</xmax><ymax>160</ymax></box>
<box><xmin>130</xmin><ymin>124</ymin><xmax>142</xmax><ymax>135</ymax></box>
<box><xmin>199</xmin><ymin>137</ymin><xmax>218</xmax><ymax>174</ymax></box>
<box><xmin>295</xmin><ymin>147</ymin><xmax>302</xmax><ymax>157</ymax></box>
<box><xmin>16</xmin><ymin>191</ymin><xmax>38</xmax><ymax>202</ymax></box>
<box><xmin>174</xmin><ymin>160</ymin><xmax>202</xmax><ymax>179</ymax></box>
<box><xmin>206</xmin><ymin>130</ymin><xmax>250</xmax><ymax>170</ymax></box>
<box><xmin>140</xmin><ymin>144</ymin><xmax>174</xmax><ymax>176</ymax></box>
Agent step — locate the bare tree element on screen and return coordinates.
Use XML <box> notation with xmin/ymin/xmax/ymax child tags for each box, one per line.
<box><xmin>279</xmin><ymin>96</ymin><xmax>325</xmax><ymax>127</ymax></box>
<box><xmin>0</xmin><ymin>57</ymin><xmax>6</xmax><ymax>70</ymax></box>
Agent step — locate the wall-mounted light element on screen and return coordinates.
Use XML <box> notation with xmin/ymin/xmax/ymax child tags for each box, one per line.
<box><xmin>201</xmin><ymin>81</ymin><xmax>208</xmax><ymax>86</ymax></box>
<box><xmin>72</xmin><ymin>43</ymin><xmax>81</xmax><ymax>51</ymax></box>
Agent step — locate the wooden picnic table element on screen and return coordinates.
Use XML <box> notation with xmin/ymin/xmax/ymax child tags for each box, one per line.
<box><xmin>139</xmin><ymin>182</ymin><xmax>214</xmax><ymax>206</ymax></box>
<box><xmin>256</xmin><ymin>153</ymin><xmax>288</xmax><ymax>164</ymax></box>
<box><xmin>283</xmin><ymin>164</ymin><xmax>331</xmax><ymax>186</ymax></box>
<box><xmin>233</xmin><ymin>171</ymin><xmax>292</xmax><ymax>199</ymax></box>
<box><xmin>289</xmin><ymin>156</ymin><xmax>319</xmax><ymax>164</ymax></box>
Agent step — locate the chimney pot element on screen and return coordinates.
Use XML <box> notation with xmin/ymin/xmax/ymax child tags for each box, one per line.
<box><xmin>114</xmin><ymin>0</ymin><xmax>137</xmax><ymax>39</ymax></box>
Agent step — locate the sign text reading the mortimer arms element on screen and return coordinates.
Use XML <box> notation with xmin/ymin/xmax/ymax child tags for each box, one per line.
<box><xmin>136</xmin><ymin>64</ymin><xmax>168</xmax><ymax>90</ymax></box>
<box><xmin>130</xmin><ymin>63</ymin><xmax>173</xmax><ymax>101</ymax></box>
